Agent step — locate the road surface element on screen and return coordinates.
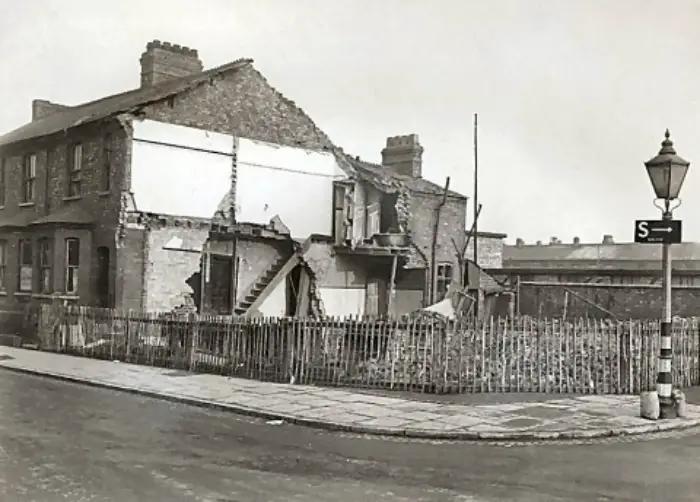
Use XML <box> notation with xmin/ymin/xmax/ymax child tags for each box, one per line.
<box><xmin>1</xmin><ymin>370</ymin><xmax>699</xmax><ymax>501</ymax></box>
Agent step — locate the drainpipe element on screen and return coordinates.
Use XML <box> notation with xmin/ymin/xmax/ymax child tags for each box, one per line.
<box><xmin>429</xmin><ymin>177</ymin><xmax>450</xmax><ymax>304</ymax></box>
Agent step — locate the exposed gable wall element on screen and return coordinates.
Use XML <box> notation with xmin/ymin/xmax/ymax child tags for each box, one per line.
<box><xmin>142</xmin><ymin>65</ymin><xmax>334</xmax><ymax>151</ymax></box>
<box><xmin>118</xmin><ymin>64</ymin><xmax>340</xmax><ymax>312</ymax></box>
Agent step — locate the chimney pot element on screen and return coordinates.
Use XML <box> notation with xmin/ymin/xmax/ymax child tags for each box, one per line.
<box><xmin>602</xmin><ymin>234</ymin><xmax>614</xmax><ymax>245</ymax></box>
<box><xmin>573</xmin><ymin>236</ymin><xmax>581</xmax><ymax>245</ymax></box>
<box><xmin>381</xmin><ymin>133</ymin><xmax>424</xmax><ymax>178</ymax></box>
<box><xmin>515</xmin><ymin>237</ymin><xmax>525</xmax><ymax>247</ymax></box>
<box><xmin>140</xmin><ymin>39</ymin><xmax>204</xmax><ymax>88</ymax></box>
<box><xmin>536</xmin><ymin>240</ymin><xmax>543</xmax><ymax>246</ymax></box>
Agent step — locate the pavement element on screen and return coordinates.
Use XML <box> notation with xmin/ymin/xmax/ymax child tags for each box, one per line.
<box><xmin>3</xmin><ymin>367</ymin><xmax>700</xmax><ymax>501</ymax></box>
<box><xmin>1</xmin><ymin>347</ymin><xmax>700</xmax><ymax>441</ymax></box>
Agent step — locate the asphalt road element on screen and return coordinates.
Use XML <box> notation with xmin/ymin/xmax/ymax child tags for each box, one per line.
<box><xmin>1</xmin><ymin>371</ymin><xmax>700</xmax><ymax>502</ymax></box>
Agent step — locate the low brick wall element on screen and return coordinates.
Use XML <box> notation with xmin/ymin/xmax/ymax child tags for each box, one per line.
<box><xmin>517</xmin><ymin>283</ymin><xmax>700</xmax><ymax>319</ymax></box>
<box><xmin>0</xmin><ymin>310</ymin><xmax>24</xmax><ymax>337</ymax></box>
<box><xmin>0</xmin><ymin>334</ymin><xmax>22</xmax><ymax>347</ymax></box>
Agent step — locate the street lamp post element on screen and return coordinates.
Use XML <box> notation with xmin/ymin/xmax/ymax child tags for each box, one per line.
<box><xmin>644</xmin><ymin>129</ymin><xmax>690</xmax><ymax>420</ymax></box>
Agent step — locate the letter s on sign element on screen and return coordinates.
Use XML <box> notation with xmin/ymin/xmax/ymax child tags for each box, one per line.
<box><xmin>638</xmin><ymin>221</ymin><xmax>649</xmax><ymax>239</ymax></box>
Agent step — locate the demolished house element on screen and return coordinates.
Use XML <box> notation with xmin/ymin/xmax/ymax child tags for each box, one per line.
<box><xmin>0</xmin><ymin>39</ymin><xmax>508</xmax><ymax>324</ymax></box>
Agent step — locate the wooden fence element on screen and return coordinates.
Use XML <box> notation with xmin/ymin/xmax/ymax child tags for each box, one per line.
<box><xmin>37</xmin><ymin>305</ymin><xmax>700</xmax><ymax>394</ymax></box>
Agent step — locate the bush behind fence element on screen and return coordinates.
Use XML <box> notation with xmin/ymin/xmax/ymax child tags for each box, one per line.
<box><xmin>38</xmin><ymin>305</ymin><xmax>700</xmax><ymax>394</ymax></box>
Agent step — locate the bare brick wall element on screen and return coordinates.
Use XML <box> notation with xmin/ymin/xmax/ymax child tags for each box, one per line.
<box><xmin>0</xmin><ymin>120</ymin><xmax>127</xmax><ymax>308</ymax></box>
<box><xmin>516</xmin><ymin>282</ymin><xmax>700</xmax><ymax>319</ymax></box>
<box><xmin>0</xmin><ymin>120</ymin><xmax>126</xmax><ymax>234</ymax></box>
<box><xmin>464</xmin><ymin>235</ymin><xmax>505</xmax><ymax>268</ymax></box>
<box><xmin>142</xmin><ymin>65</ymin><xmax>333</xmax><ymax>151</ymax></box>
<box><xmin>119</xmin><ymin>227</ymin><xmax>147</xmax><ymax>311</ymax></box>
<box><xmin>409</xmin><ymin>194</ymin><xmax>467</xmax><ymax>302</ymax></box>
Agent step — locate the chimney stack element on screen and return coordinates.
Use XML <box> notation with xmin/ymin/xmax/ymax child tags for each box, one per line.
<box><xmin>515</xmin><ymin>237</ymin><xmax>525</xmax><ymax>247</ymax></box>
<box><xmin>381</xmin><ymin>134</ymin><xmax>424</xmax><ymax>178</ymax></box>
<box><xmin>573</xmin><ymin>236</ymin><xmax>581</xmax><ymax>245</ymax></box>
<box><xmin>602</xmin><ymin>234</ymin><xmax>614</xmax><ymax>245</ymax></box>
<box><xmin>31</xmin><ymin>99</ymin><xmax>70</xmax><ymax>121</ymax></box>
<box><xmin>140</xmin><ymin>40</ymin><xmax>203</xmax><ymax>88</ymax></box>
<box><xmin>549</xmin><ymin>236</ymin><xmax>561</xmax><ymax>245</ymax></box>
<box><xmin>536</xmin><ymin>240</ymin><xmax>543</xmax><ymax>246</ymax></box>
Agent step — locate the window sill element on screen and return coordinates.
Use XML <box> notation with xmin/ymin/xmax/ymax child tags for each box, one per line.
<box><xmin>15</xmin><ymin>291</ymin><xmax>32</xmax><ymax>297</ymax></box>
<box><xmin>32</xmin><ymin>293</ymin><xmax>78</xmax><ymax>301</ymax></box>
<box><xmin>18</xmin><ymin>202</ymin><xmax>35</xmax><ymax>208</ymax></box>
<box><xmin>63</xmin><ymin>196</ymin><xmax>82</xmax><ymax>202</ymax></box>
<box><xmin>0</xmin><ymin>206</ymin><xmax>4</xmax><ymax>210</ymax></box>
<box><xmin>0</xmin><ymin>291</ymin><xmax>7</xmax><ymax>296</ymax></box>
<box><xmin>98</xmin><ymin>191</ymin><xmax>110</xmax><ymax>197</ymax></box>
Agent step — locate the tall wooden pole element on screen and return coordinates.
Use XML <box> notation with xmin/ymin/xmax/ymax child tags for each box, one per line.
<box><xmin>473</xmin><ymin>113</ymin><xmax>479</xmax><ymax>319</ymax></box>
<box><xmin>473</xmin><ymin>113</ymin><xmax>479</xmax><ymax>266</ymax></box>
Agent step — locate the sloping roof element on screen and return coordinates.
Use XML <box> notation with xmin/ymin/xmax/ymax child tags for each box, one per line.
<box><xmin>0</xmin><ymin>59</ymin><xmax>253</xmax><ymax>147</ymax></box>
<box><xmin>0</xmin><ymin>211</ymin><xmax>37</xmax><ymax>229</ymax></box>
<box><xmin>504</xmin><ymin>242</ymin><xmax>700</xmax><ymax>262</ymax></box>
<box><xmin>28</xmin><ymin>204</ymin><xmax>94</xmax><ymax>227</ymax></box>
<box><xmin>346</xmin><ymin>156</ymin><xmax>466</xmax><ymax>199</ymax></box>
<box><xmin>1</xmin><ymin>48</ymin><xmax>460</xmax><ymax>211</ymax></box>
<box><xmin>466</xmin><ymin>229</ymin><xmax>508</xmax><ymax>239</ymax></box>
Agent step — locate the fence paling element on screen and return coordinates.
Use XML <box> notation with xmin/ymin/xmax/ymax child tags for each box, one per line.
<box><xmin>37</xmin><ymin>305</ymin><xmax>700</xmax><ymax>394</ymax></box>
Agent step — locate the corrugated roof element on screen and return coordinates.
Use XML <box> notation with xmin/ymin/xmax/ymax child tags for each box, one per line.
<box><xmin>0</xmin><ymin>59</ymin><xmax>253</xmax><ymax>147</ymax></box>
<box><xmin>504</xmin><ymin>242</ymin><xmax>700</xmax><ymax>261</ymax></box>
<box><xmin>346</xmin><ymin>156</ymin><xmax>466</xmax><ymax>198</ymax></box>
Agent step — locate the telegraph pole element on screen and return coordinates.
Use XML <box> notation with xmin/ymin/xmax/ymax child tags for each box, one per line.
<box><xmin>473</xmin><ymin>113</ymin><xmax>479</xmax><ymax>319</ymax></box>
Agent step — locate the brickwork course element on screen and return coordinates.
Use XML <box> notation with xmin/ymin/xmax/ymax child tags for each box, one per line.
<box><xmin>2</xmin><ymin>347</ymin><xmax>699</xmax><ymax>441</ymax></box>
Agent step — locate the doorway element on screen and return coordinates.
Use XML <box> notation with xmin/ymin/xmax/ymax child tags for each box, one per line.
<box><xmin>96</xmin><ymin>247</ymin><xmax>111</xmax><ymax>308</ymax></box>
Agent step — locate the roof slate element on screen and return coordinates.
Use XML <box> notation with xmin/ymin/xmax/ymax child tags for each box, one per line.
<box><xmin>504</xmin><ymin>242</ymin><xmax>700</xmax><ymax>262</ymax></box>
<box><xmin>346</xmin><ymin>156</ymin><xmax>466</xmax><ymax>199</ymax></box>
<box><xmin>0</xmin><ymin>51</ymin><xmax>462</xmax><ymax>204</ymax></box>
<box><xmin>0</xmin><ymin>59</ymin><xmax>252</xmax><ymax>147</ymax></box>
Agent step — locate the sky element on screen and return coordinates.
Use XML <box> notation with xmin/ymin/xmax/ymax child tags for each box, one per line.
<box><xmin>2</xmin><ymin>0</ymin><xmax>700</xmax><ymax>245</ymax></box>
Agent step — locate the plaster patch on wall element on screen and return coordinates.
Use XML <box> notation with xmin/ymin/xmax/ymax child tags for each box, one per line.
<box><xmin>302</xmin><ymin>242</ymin><xmax>334</xmax><ymax>284</ymax></box>
<box><xmin>145</xmin><ymin>227</ymin><xmax>208</xmax><ymax>312</ymax></box>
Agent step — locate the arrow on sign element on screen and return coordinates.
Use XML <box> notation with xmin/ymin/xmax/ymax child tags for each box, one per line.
<box><xmin>651</xmin><ymin>227</ymin><xmax>673</xmax><ymax>233</ymax></box>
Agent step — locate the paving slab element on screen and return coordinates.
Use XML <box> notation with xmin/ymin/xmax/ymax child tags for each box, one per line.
<box><xmin>2</xmin><ymin>347</ymin><xmax>700</xmax><ymax>442</ymax></box>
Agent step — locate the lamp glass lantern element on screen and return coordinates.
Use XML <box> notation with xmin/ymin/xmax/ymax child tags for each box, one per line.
<box><xmin>645</xmin><ymin>130</ymin><xmax>690</xmax><ymax>200</ymax></box>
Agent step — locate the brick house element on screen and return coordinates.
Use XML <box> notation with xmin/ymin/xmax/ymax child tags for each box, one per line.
<box><xmin>0</xmin><ymin>39</ymin><xmax>504</xmax><ymax>324</ymax></box>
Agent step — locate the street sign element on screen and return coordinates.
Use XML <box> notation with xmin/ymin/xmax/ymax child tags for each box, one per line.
<box><xmin>634</xmin><ymin>220</ymin><xmax>682</xmax><ymax>244</ymax></box>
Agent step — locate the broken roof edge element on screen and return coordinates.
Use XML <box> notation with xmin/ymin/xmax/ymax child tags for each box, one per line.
<box><xmin>467</xmin><ymin>229</ymin><xmax>508</xmax><ymax>239</ymax></box>
<box><xmin>344</xmin><ymin>155</ymin><xmax>467</xmax><ymax>199</ymax></box>
<box><xmin>126</xmin><ymin>210</ymin><xmax>213</xmax><ymax>229</ymax></box>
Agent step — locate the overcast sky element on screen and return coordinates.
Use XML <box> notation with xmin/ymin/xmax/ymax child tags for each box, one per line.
<box><xmin>2</xmin><ymin>0</ymin><xmax>700</xmax><ymax>244</ymax></box>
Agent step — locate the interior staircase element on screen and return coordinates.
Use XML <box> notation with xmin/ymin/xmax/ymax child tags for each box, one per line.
<box><xmin>234</xmin><ymin>256</ymin><xmax>288</xmax><ymax>315</ymax></box>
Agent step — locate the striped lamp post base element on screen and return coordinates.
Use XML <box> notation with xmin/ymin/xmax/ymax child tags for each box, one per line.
<box><xmin>657</xmin><ymin>321</ymin><xmax>677</xmax><ymax>419</ymax></box>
